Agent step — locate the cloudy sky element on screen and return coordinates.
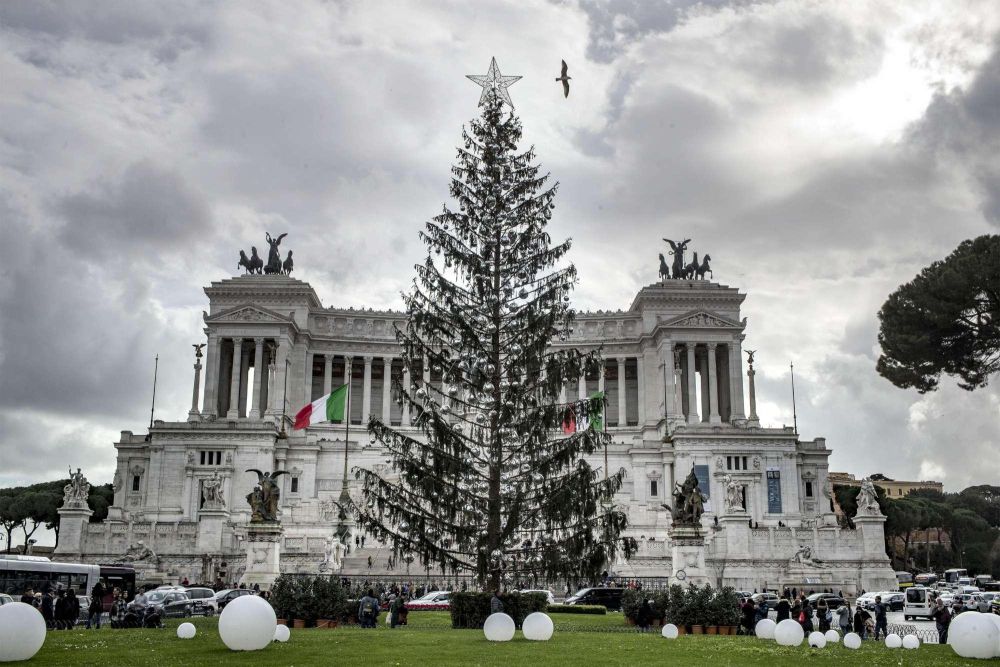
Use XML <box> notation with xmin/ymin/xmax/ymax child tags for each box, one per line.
<box><xmin>2</xmin><ymin>0</ymin><xmax>999</xmax><ymax>513</ymax></box>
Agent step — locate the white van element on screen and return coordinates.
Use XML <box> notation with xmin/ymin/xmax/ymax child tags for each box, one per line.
<box><xmin>903</xmin><ymin>586</ymin><xmax>933</xmax><ymax>620</ymax></box>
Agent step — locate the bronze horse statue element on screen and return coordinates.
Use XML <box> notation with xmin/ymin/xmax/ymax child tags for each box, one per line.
<box><xmin>658</xmin><ymin>253</ymin><xmax>671</xmax><ymax>282</ymax></box>
<box><xmin>282</xmin><ymin>250</ymin><xmax>294</xmax><ymax>276</ymax></box>
<box><xmin>238</xmin><ymin>247</ymin><xmax>263</xmax><ymax>275</ymax></box>
<box><xmin>695</xmin><ymin>253</ymin><xmax>712</xmax><ymax>280</ymax></box>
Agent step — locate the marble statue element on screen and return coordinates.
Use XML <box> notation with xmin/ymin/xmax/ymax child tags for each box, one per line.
<box><xmin>202</xmin><ymin>471</ymin><xmax>226</xmax><ymax>509</ymax></box>
<box><xmin>119</xmin><ymin>540</ymin><xmax>159</xmax><ymax>565</ymax></box>
<box><xmin>856</xmin><ymin>478</ymin><xmax>882</xmax><ymax>517</ymax></box>
<box><xmin>62</xmin><ymin>467</ymin><xmax>90</xmax><ymax>509</ymax></box>
<box><xmin>319</xmin><ymin>536</ymin><xmax>346</xmax><ymax>572</ymax></box>
<box><xmin>723</xmin><ymin>474</ymin><xmax>745</xmax><ymax>513</ymax></box>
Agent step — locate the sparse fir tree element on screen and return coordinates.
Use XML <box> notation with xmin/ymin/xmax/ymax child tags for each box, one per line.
<box><xmin>348</xmin><ymin>87</ymin><xmax>635</xmax><ymax>590</ymax></box>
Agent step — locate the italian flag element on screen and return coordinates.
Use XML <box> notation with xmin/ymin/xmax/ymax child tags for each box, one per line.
<box><xmin>293</xmin><ymin>384</ymin><xmax>348</xmax><ymax>430</ymax></box>
<box><xmin>562</xmin><ymin>391</ymin><xmax>604</xmax><ymax>434</ymax></box>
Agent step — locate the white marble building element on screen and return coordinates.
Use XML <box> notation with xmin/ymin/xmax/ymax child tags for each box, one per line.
<box><xmin>55</xmin><ymin>272</ymin><xmax>895</xmax><ymax>593</ymax></box>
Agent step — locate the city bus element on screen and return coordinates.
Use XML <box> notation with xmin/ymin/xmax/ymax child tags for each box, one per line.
<box><xmin>914</xmin><ymin>573</ymin><xmax>938</xmax><ymax>586</ymax></box>
<box><xmin>944</xmin><ymin>568</ymin><xmax>968</xmax><ymax>585</ymax></box>
<box><xmin>895</xmin><ymin>571</ymin><xmax>914</xmax><ymax>590</ymax></box>
<box><xmin>0</xmin><ymin>555</ymin><xmax>135</xmax><ymax>610</ymax></box>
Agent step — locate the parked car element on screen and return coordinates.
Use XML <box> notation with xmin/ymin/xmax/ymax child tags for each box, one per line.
<box><xmin>0</xmin><ymin>594</ymin><xmax>14</xmax><ymax>606</ymax></box>
<box><xmin>134</xmin><ymin>590</ymin><xmax>194</xmax><ymax>618</ymax></box>
<box><xmin>214</xmin><ymin>588</ymin><xmax>254</xmax><ymax>610</ymax></box>
<box><xmin>183</xmin><ymin>587</ymin><xmax>218</xmax><ymax>615</ymax></box>
<box><xmin>564</xmin><ymin>587</ymin><xmax>625</xmax><ymax>611</ymax></box>
<box><xmin>979</xmin><ymin>592</ymin><xmax>998</xmax><ymax>613</ymax></box>
<box><xmin>515</xmin><ymin>589</ymin><xmax>556</xmax><ymax>605</ymax></box>
<box><xmin>953</xmin><ymin>593</ymin><xmax>985</xmax><ymax>612</ymax></box>
<box><xmin>806</xmin><ymin>593</ymin><xmax>845</xmax><ymax>608</ymax></box>
<box><xmin>406</xmin><ymin>591</ymin><xmax>451</xmax><ymax>610</ymax></box>
<box><xmin>752</xmin><ymin>592</ymin><xmax>780</xmax><ymax>609</ymax></box>
<box><xmin>855</xmin><ymin>592</ymin><xmax>879</xmax><ymax>609</ymax></box>
<box><xmin>904</xmin><ymin>586</ymin><xmax>934</xmax><ymax>620</ymax></box>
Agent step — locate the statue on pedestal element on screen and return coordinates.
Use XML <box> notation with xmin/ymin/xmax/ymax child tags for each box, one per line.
<box><xmin>202</xmin><ymin>472</ymin><xmax>226</xmax><ymax>509</ymax></box>
<box><xmin>245</xmin><ymin>469</ymin><xmax>289</xmax><ymax>522</ymax></box>
<box><xmin>319</xmin><ymin>536</ymin><xmax>346</xmax><ymax>572</ymax></box>
<box><xmin>723</xmin><ymin>474</ymin><xmax>745</xmax><ymax>513</ymax></box>
<box><xmin>664</xmin><ymin>467</ymin><xmax>706</xmax><ymax>526</ymax></box>
<box><xmin>62</xmin><ymin>467</ymin><xmax>90</xmax><ymax>509</ymax></box>
<box><xmin>855</xmin><ymin>478</ymin><xmax>882</xmax><ymax>517</ymax></box>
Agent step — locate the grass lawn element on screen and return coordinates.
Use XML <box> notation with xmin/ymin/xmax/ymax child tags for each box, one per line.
<box><xmin>29</xmin><ymin>612</ymin><xmax>976</xmax><ymax>666</ymax></box>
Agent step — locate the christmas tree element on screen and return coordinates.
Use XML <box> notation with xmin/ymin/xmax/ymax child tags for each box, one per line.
<box><xmin>350</xmin><ymin>64</ymin><xmax>635</xmax><ymax>590</ymax></box>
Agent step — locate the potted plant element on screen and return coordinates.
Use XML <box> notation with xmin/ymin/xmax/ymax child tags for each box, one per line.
<box><xmin>291</xmin><ymin>576</ymin><xmax>314</xmax><ymax>628</ymax></box>
<box><xmin>621</xmin><ymin>589</ymin><xmax>641</xmax><ymax>626</ymax></box>
<box><xmin>269</xmin><ymin>575</ymin><xmax>295</xmax><ymax>625</ymax></box>
<box><xmin>665</xmin><ymin>584</ymin><xmax>687</xmax><ymax>634</ymax></box>
<box><xmin>713</xmin><ymin>587</ymin><xmax>741</xmax><ymax>635</ymax></box>
<box><xmin>314</xmin><ymin>576</ymin><xmax>346</xmax><ymax>629</ymax></box>
<box><xmin>685</xmin><ymin>586</ymin><xmax>704</xmax><ymax>634</ymax></box>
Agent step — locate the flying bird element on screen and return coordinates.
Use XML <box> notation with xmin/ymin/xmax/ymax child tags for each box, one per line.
<box><xmin>556</xmin><ymin>60</ymin><xmax>571</xmax><ymax>98</ymax></box>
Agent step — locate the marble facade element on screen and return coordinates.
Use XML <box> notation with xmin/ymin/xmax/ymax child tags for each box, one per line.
<box><xmin>55</xmin><ymin>273</ymin><xmax>896</xmax><ymax>592</ymax></box>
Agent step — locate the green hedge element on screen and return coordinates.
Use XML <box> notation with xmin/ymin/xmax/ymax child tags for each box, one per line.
<box><xmin>621</xmin><ymin>585</ymin><xmax>740</xmax><ymax>626</ymax></box>
<box><xmin>547</xmin><ymin>604</ymin><xmax>606</xmax><ymax>615</ymax></box>
<box><xmin>449</xmin><ymin>592</ymin><xmax>548</xmax><ymax>629</ymax></box>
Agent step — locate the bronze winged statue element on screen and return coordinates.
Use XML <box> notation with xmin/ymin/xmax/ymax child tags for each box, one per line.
<box><xmin>662</xmin><ymin>238</ymin><xmax>691</xmax><ymax>279</ymax></box>
<box><xmin>245</xmin><ymin>468</ymin><xmax>289</xmax><ymax>522</ymax></box>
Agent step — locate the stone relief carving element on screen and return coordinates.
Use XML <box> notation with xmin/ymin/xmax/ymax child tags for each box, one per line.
<box><xmin>201</xmin><ymin>471</ymin><xmax>226</xmax><ymax>509</ymax></box>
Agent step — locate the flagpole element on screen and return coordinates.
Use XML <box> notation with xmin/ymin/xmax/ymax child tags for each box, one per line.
<box><xmin>148</xmin><ymin>354</ymin><xmax>159</xmax><ymax>430</ymax></box>
<box><xmin>790</xmin><ymin>361</ymin><xmax>798</xmax><ymax>433</ymax></box>
<box><xmin>341</xmin><ymin>362</ymin><xmax>353</xmax><ymax>501</ymax></box>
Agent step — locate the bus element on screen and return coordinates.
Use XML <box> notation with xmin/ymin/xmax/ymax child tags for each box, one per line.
<box><xmin>895</xmin><ymin>571</ymin><xmax>914</xmax><ymax>590</ymax></box>
<box><xmin>914</xmin><ymin>573</ymin><xmax>938</xmax><ymax>586</ymax></box>
<box><xmin>944</xmin><ymin>568</ymin><xmax>968</xmax><ymax>585</ymax></box>
<box><xmin>0</xmin><ymin>555</ymin><xmax>135</xmax><ymax>610</ymax></box>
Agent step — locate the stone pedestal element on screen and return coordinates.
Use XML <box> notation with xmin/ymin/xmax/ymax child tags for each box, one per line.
<box><xmin>197</xmin><ymin>508</ymin><xmax>228</xmax><ymax>554</ymax></box>
<box><xmin>853</xmin><ymin>513</ymin><xmax>897</xmax><ymax>592</ymax></box>
<box><xmin>670</xmin><ymin>525</ymin><xmax>709</xmax><ymax>585</ymax></box>
<box><xmin>719</xmin><ymin>513</ymin><xmax>751</xmax><ymax>559</ymax></box>
<box><xmin>54</xmin><ymin>506</ymin><xmax>93</xmax><ymax>558</ymax></box>
<box><xmin>239</xmin><ymin>522</ymin><xmax>283</xmax><ymax>591</ymax></box>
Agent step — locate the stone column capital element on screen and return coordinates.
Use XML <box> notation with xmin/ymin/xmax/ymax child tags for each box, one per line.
<box><xmin>324</xmin><ymin>353</ymin><xmax>335</xmax><ymax>361</ymax></box>
<box><xmin>363</xmin><ymin>355</ymin><xmax>374</xmax><ymax>364</ymax></box>
<box><xmin>253</xmin><ymin>336</ymin><xmax>265</xmax><ymax>345</ymax></box>
<box><xmin>706</xmin><ymin>342</ymin><xmax>718</xmax><ymax>350</ymax></box>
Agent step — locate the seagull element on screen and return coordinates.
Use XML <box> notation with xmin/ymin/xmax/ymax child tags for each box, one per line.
<box><xmin>556</xmin><ymin>60</ymin><xmax>571</xmax><ymax>98</ymax></box>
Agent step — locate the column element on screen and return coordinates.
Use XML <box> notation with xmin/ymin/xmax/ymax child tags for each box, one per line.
<box><xmin>382</xmin><ymin>357</ymin><xmax>393</xmax><ymax>422</ymax></box>
<box><xmin>729</xmin><ymin>338</ymin><xmax>747</xmax><ymax>421</ymax></box>
<box><xmin>673</xmin><ymin>348</ymin><xmax>684</xmax><ymax>419</ymax></box>
<box><xmin>269</xmin><ymin>339</ymin><xmax>287</xmax><ymax>416</ymax></box>
<box><xmin>663</xmin><ymin>341</ymin><xmax>676</xmax><ymax>418</ymax></box>
<box><xmin>598</xmin><ymin>363</ymin><xmax>606</xmax><ymax>394</ymax></box>
<box><xmin>361</xmin><ymin>356</ymin><xmax>373</xmax><ymax>424</ymax></box>
<box><xmin>686</xmin><ymin>344</ymin><xmax>698</xmax><ymax>424</ymax></box>
<box><xmin>616</xmin><ymin>358</ymin><xmax>627</xmax><ymax>426</ymax></box>
<box><xmin>636</xmin><ymin>355</ymin><xmax>647</xmax><ymax>425</ymax></box>
<box><xmin>343</xmin><ymin>355</ymin><xmax>351</xmax><ymax>387</ymax></box>
<box><xmin>718</xmin><ymin>344</ymin><xmax>732</xmax><ymax>422</ymax></box>
<box><xmin>343</xmin><ymin>356</ymin><xmax>353</xmax><ymax>424</ymax></box>
<box><xmin>422</xmin><ymin>355</ymin><xmax>430</xmax><ymax>385</ymax></box>
<box><xmin>747</xmin><ymin>363</ymin><xmax>760</xmax><ymax>426</ymax></box>
<box><xmin>305</xmin><ymin>352</ymin><xmax>314</xmax><ymax>401</ymax></box>
<box><xmin>698</xmin><ymin>348</ymin><xmax>710</xmax><ymax>423</ymax></box>
<box><xmin>559</xmin><ymin>380</ymin><xmax>567</xmax><ymax>404</ymax></box>
<box><xmin>401</xmin><ymin>366</ymin><xmax>411</xmax><ymax>426</ymax></box>
<box><xmin>706</xmin><ymin>343</ymin><xmax>721</xmax><ymax>423</ymax></box>
<box><xmin>250</xmin><ymin>337</ymin><xmax>265</xmax><ymax>419</ymax></box>
<box><xmin>238</xmin><ymin>343</ymin><xmax>251</xmax><ymax>417</ymax></box>
<box><xmin>188</xmin><ymin>346</ymin><xmax>203</xmax><ymax>422</ymax></box>
<box><xmin>578</xmin><ymin>371</ymin><xmax>586</xmax><ymax>402</ymax></box>
<box><xmin>227</xmin><ymin>338</ymin><xmax>243</xmax><ymax>420</ymax></box>
<box><xmin>323</xmin><ymin>354</ymin><xmax>333</xmax><ymax>396</ymax></box>
<box><xmin>201</xmin><ymin>334</ymin><xmax>221</xmax><ymax>417</ymax></box>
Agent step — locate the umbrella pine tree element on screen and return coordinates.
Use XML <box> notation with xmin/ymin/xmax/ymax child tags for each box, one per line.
<box><xmin>350</xmin><ymin>91</ymin><xmax>635</xmax><ymax>590</ymax></box>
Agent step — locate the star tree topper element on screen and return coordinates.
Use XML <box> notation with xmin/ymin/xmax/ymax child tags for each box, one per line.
<box><xmin>466</xmin><ymin>57</ymin><xmax>522</xmax><ymax>109</ymax></box>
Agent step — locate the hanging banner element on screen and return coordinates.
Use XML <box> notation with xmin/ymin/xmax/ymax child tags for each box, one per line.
<box><xmin>694</xmin><ymin>464</ymin><xmax>711</xmax><ymax>512</ymax></box>
<box><xmin>766</xmin><ymin>469</ymin><xmax>782</xmax><ymax>514</ymax></box>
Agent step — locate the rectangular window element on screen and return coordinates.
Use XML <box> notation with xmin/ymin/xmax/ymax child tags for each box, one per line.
<box><xmin>727</xmin><ymin>456</ymin><xmax>732</xmax><ymax>470</ymax></box>
<box><xmin>291</xmin><ymin>477</ymin><xmax>299</xmax><ymax>493</ymax></box>
<box><xmin>131</xmin><ymin>475</ymin><xmax>140</xmax><ymax>492</ymax></box>
<box><xmin>650</xmin><ymin>480</ymin><xmax>658</xmax><ymax>497</ymax></box>
<box><xmin>742</xmin><ymin>456</ymin><xmax>748</xmax><ymax>471</ymax></box>
<box><xmin>200</xmin><ymin>451</ymin><xmax>206</xmax><ymax>465</ymax></box>
<box><xmin>805</xmin><ymin>481</ymin><xmax>813</xmax><ymax>497</ymax></box>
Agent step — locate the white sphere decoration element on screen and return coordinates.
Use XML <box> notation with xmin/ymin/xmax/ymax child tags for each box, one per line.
<box><xmin>824</xmin><ymin>629</ymin><xmax>840</xmax><ymax>643</ymax></box>
<box><xmin>177</xmin><ymin>622</ymin><xmax>196</xmax><ymax>639</ymax></box>
<box><xmin>843</xmin><ymin>632</ymin><xmax>862</xmax><ymax>650</ymax></box>
<box><xmin>521</xmin><ymin>612</ymin><xmax>553</xmax><ymax>641</ymax></box>
<box><xmin>984</xmin><ymin>613</ymin><xmax>1000</xmax><ymax>658</ymax></box>
<box><xmin>273</xmin><ymin>625</ymin><xmax>290</xmax><ymax>643</ymax></box>
<box><xmin>885</xmin><ymin>633</ymin><xmax>902</xmax><ymax>649</ymax></box>
<box><xmin>661</xmin><ymin>623</ymin><xmax>679</xmax><ymax>639</ymax></box>
<box><xmin>774</xmin><ymin>619</ymin><xmax>805</xmax><ymax>647</ymax></box>
<box><xmin>902</xmin><ymin>634</ymin><xmax>920</xmax><ymax>650</ymax></box>
<box><xmin>483</xmin><ymin>613</ymin><xmax>515</xmax><ymax>642</ymax></box>
<box><xmin>808</xmin><ymin>631</ymin><xmax>826</xmax><ymax>648</ymax></box>
<box><xmin>218</xmin><ymin>594</ymin><xmax>277</xmax><ymax>652</ymax></box>
<box><xmin>0</xmin><ymin>602</ymin><xmax>46</xmax><ymax>662</ymax></box>
<box><xmin>949</xmin><ymin>611</ymin><xmax>1000</xmax><ymax>660</ymax></box>
<box><xmin>755</xmin><ymin>618</ymin><xmax>776</xmax><ymax>639</ymax></box>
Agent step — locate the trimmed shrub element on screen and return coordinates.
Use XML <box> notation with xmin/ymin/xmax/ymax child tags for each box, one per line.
<box><xmin>449</xmin><ymin>592</ymin><xmax>548</xmax><ymax>629</ymax></box>
<box><xmin>269</xmin><ymin>574</ymin><xmax>296</xmax><ymax>619</ymax></box>
<box><xmin>547</xmin><ymin>603</ymin><xmax>606</xmax><ymax>615</ymax></box>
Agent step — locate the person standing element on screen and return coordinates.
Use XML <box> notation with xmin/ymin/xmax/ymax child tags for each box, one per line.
<box><xmin>853</xmin><ymin>604</ymin><xmax>870</xmax><ymax>640</ymax></box>
<box><xmin>20</xmin><ymin>587</ymin><xmax>35</xmax><ymax>605</ymax></box>
<box><xmin>358</xmin><ymin>589</ymin><xmax>380</xmax><ymax>628</ymax></box>
<box><xmin>389</xmin><ymin>594</ymin><xmax>407</xmax><ymax>629</ymax></box>
<box><xmin>490</xmin><ymin>590</ymin><xmax>504</xmax><ymax>614</ymax></box>
<box><xmin>85</xmin><ymin>592</ymin><xmax>102</xmax><ymax>629</ymax></box>
<box><xmin>775</xmin><ymin>594</ymin><xmax>791</xmax><ymax>622</ymax></box>
<box><xmin>41</xmin><ymin>590</ymin><xmax>55</xmax><ymax>629</ymax></box>
<box><xmin>816</xmin><ymin>597</ymin><xmax>829</xmax><ymax>632</ymax></box>
<box><xmin>740</xmin><ymin>597</ymin><xmax>756</xmax><ymax>635</ymax></box>
<box><xmin>872</xmin><ymin>596</ymin><xmax>888</xmax><ymax>640</ymax></box>
<box><xmin>836</xmin><ymin>602</ymin><xmax>852</xmax><ymax>635</ymax></box>
<box><xmin>931</xmin><ymin>598</ymin><xmax>951</xmax><ymax>644</ymax></box>
<box><xmin>636</xmin><ymin>598</ymin><xmax>652</xmax><ymax>632</ymax></box>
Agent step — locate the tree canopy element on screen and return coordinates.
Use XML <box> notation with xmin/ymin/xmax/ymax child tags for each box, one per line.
<box><xmin>0</xmin><ymin>479</ymin><xmax>112</xmax><ymax>550</ymax></box>
<box><xmin>877</xmin><ymin>235</ymin><xmax>1000</xmax><ymax>392</ymax></box>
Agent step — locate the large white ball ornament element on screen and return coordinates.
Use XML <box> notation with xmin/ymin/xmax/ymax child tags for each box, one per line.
<box><xmin>661</xmin><ymin>623</ymin><xmax>679</xmax><ymax>639</ymax></box>
<box><xmin>843</xmin><ymin>632</ymin><xmax>862</xmax><ymax>650</ymax></box>
<box><xmin>483</xmin><ymin>613</ymin><xmax>515</xmax><ymax>642</ymax></box>
<box><xmin>755</xmin><ymin>618</ymin><xmax>776</xmax><ymax>639</ymax></box>
<box><xmin>521</xmin><ymin>612</ymin><xmax>553</xmax><ymax>641</ymax></box>
<box><xmin>177</xmin><ymin>622</ymin><xmax>196</xmax><ymax>639</ymax></box>
<box><xmin>949</xmin><ymin>612</ymin><xmax>1000</xmax><ymax>660</ymax></box>
<box><xmin>824</xmin><ymin>629</ymin><xmax>840</xmax><ymax>643</ymax></box>
<box><xmin>808</xmin><ymin>631</ymin><xmax>826</xmax><ymax>648</ymax></box>
<box><xmin>983</xmin><ymin>613</ymin><xmax>1000</xmax><ymax>658</ymax></box>
<box><xmin>774</xmin><ymin>619</ymin><xmax>804</xmax><ymax>647</ymax></box>
<box><xmin>902</xmin><ymin>634</ymin><xmax>920</xmax><ymax>650</ymax></box>
<box><xmin>885</xmin><ymin>633</ymin><xmax>902</xmax><ymax>649</ymax></box>
<box><xmin>273</xmin><ymin>625</ymin><xmax>290</xmax><ymax>643</ymax></box>
<box><xmin>218</xmin><ymin>594</ymin><xmax>277</xmax><ymax>652</ymax></box>
<box><xmin>0</xmin><ymin>602</ymin><xmax>46</xmax><ymax>662</ymax></box>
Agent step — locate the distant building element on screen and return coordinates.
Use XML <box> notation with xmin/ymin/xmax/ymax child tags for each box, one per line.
<box><xmin>829</xmin><ymin>472</ymin><xmax>944</xmax><ymax>498</ymax></box>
